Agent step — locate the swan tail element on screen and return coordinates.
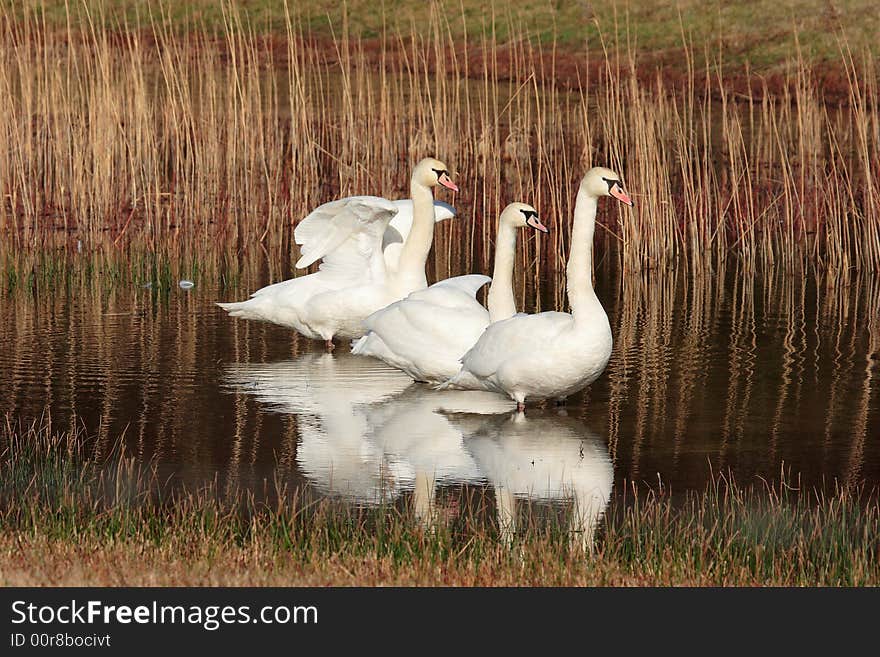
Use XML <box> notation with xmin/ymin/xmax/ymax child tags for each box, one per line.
<box><xmin>350</xmin><ymin>334</ymin><xmax>369</xmax><ymax>355</ymax></box>
<box><xmin>216</xmin><ymin>297</ymin><xmax>312</xmax><ymax>337</ymax></box>
<box><xmin>216</xmin><ymin>299</ymin><xmax>265</xmax><ymax>321</ymax></box>
<box><xmin>436</xmin><ymin>369</ymin><xmax>480</xmax><ymax>391</ymax></box>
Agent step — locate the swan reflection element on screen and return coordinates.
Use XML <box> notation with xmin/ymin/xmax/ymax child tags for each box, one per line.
<box><xmin>455</xmin><ymin>411</ymin><xmax>613</xmax><ymax>552</ymax></box>
<box><xmin>366</xmin><ymin>386</ymin><xmax>515</xmax><ymax>522</ymax></box>
<box><xmin>223</xmin><ymin>352</ymin><xmax>413</xmax><ymax>503</ymax></box>
<box><xmin>222</xmin><ymin>352</ymin><xmax>613</xmax><ymax>549</ymax></box>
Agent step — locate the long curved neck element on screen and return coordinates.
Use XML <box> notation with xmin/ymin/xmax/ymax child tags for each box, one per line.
<box><xmin>567</xmin><ymin>190</ymin><xmax>600</xmax><ymax>322</ymax></box>
<box><xmin>393</xmin><ymin>180</ymin><xmax>435</xmax><ymax>292</ymax></box>
<box><xmin>486</xmin><ymin>220</ymin><xmax>518</xmax><ymax>322</ymax></box>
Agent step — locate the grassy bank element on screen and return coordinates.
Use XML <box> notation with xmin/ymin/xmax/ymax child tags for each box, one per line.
<box><xmin>2</xmin><ymin>416</ymin><xmax>877</xmax><ymax>586</ymax></box>
<box><xmin>21</xmin><ymin>0</ymin><xmax>880</xmax><ymax>72</ymax></box>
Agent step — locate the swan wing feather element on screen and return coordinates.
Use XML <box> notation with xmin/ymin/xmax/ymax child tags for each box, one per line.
<box><xmin>294</xmin><ymin>196</ymin><xmax>399</xmax><ymax>282</ymax></box>
<box><xmin>459</xmin><ymin>311</ymin><xmax>572</xmax><ymax>379</ymax></box>
<box><xmin>383</xmin><ymin>201</ymin><xmax>457</xmax><ymax>273</ymax></box>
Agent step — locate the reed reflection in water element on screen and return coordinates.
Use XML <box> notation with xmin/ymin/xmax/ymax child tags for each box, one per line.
<box><xmin>1</xmin><ymin>253</ymin><xmax>878</xmax><ymax>525</ymax></box>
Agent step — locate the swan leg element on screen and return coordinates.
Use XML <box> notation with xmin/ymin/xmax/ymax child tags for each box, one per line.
<box><xmin>324</xmin><ymin>339</ymin><xmax>335</xmax><ymax>351</ymax></box>
<box><xmin>555</xmin><ymin>397</ymin><xmax>567</xmax><ymax>406</ymax></box>
<box><xmin>516</xmin><ymin>401</ymin><xmax>526</xmax><ymax>412</ymax></box>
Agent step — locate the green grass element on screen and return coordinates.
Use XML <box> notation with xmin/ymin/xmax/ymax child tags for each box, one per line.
<box><xmin>2</xmin><ymin>415</ymin><xmax>877</xmax><ymax>586</ymax></box>
<box><xmin>16</xmin><ymin>0</ymin><xmax>880</xmax><ymax>72</ymax></box>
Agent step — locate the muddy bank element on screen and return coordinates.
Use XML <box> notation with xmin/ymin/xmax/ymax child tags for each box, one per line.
<box><xmin>301</xmin><ymin>34</ymin><xmax>863</xmax><ymax>107</ymax></box>
<box><xmin>10</xmin><ymin>23</ymin><xmax>863</xmax><ymax>107</ymax></box>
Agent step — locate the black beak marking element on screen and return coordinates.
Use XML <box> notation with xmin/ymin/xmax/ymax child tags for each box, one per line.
<box><xmin>520</xmin><ymin>208</ymin><xmax>548</xmax><ymax>233</ymax></box>
<box><xmin>602</xmin><ymin>176</ymin><xmax>622</xmax><ymax>193</ymax></box>
<box><xmin>431</xmin><ymin>168</ymin><xmax>449</xmax><ymax>180</ymax></box>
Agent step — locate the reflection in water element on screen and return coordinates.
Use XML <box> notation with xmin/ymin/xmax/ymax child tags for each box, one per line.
<box><xmin>223</xmin><ymin>356</ymin><xmax>611</xmax><ymax>548</ymax></box>
<box><xmin>841</xmin><ymin>274</ymin><xmax>880</xmax><ymax>484</ymax></box>
<box><xmin>224</xmin><ymin>353</ymin><xmax>413</xmax><ymax>503</ymax></box>
<box><xmin>365</xmin><ymin>387</ymin><xmax>515</xmax><ymax>522</ymax></box>
<box><xmin>600</xmin><ymin>264</ymin><xmax>880</xmax><ymax>491</ymax></box>
<box><xmin>457</xmin><ymin>411</ymin><xmax>613</xmax><ymax>552</ymax></box>
<box><xmin>223</xmin><ymin>355</ymin><xmax>518</xmax><ymax>509</ymax></box>
<box><xmin>1</xmin><ymin>256</ymin><xmax>878</xmax><ymax>521</ymax></box>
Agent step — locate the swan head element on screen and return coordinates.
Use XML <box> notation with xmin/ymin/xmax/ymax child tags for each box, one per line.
<box><xmin>501</xmin><ymin>202</ymin><xmax>549</xmax><ymax>234</ymax></box>
<box><xmin>413</xmin><ymin>157</ymin><xmax>459</xmax><ymax>192</ymax></box>
<box><xmin>581</xmin><ymin>167</ymin><xmax>633</xmax><ymax>206</ymax></box>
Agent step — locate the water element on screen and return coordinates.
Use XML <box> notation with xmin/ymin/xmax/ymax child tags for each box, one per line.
<box><xmin>1</xmin><ymin>256</ymin><xmax>878</xmax><ymax>537</ymax></box>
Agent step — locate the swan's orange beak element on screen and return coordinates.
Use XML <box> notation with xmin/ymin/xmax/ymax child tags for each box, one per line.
<box><xmin>526</xmin><ymin>215</ymin><xmax>550</xmax><ymax>234</ymax></box>
<box><xmin>610</xmin><ymin>184</ymin><xmax>633</xmax><ymax>207</ymax></box>
<box><xmin>438</xmin><ymin>172</ymin><xmax>459</xmax><ymax>192</ymax></box>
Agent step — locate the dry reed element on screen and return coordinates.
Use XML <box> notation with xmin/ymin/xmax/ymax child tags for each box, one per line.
<box><xmin>0</xmin><ymin>1</ymin><xmax>878</xmax><ymax>280</ymax></box>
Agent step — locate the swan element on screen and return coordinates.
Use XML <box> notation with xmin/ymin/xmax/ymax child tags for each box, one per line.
<box><xmin>442</xmin><ymin>167</ymin><xmax>633</xmax><ymax>410</ymax></box>
<box><xmin>351</xmin><ymin>203</ymin><xmax>549</xmax><ymax>382</ymax></box>
<box><xmin>217</xmin><ymin>157</ymin><xmax>458</xmax><ymax>348</ymax></box>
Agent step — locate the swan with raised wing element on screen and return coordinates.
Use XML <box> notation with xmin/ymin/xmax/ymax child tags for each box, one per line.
<box><xmin>217</xmin><ymin>158</ymin><xmax>458</xmax><ymax>348</ymax></box>
<box><xmin>352</xmin><ymin>203</ymin><xmax>548</xmax><ymax>382</ymax></box>
<box><xmin>442</xmin><ymin>167</ymin><xmax>633</xmax><ymax>410</ymax></box>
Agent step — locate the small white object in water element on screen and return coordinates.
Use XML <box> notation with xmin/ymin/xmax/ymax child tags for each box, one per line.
<box><xmin>76</xmin><ymin>240</ymin><xmax>82</xmax><ymax>253</ymax></box>
<box><xmin>179</xmin><ymin>280</ymin><xmax>195</xmax><ymax>290</ymax></box>
<box><xmin>142</xmin><ymin>282</ymin><xmax>153</xmax><ymax>289</ymax></box>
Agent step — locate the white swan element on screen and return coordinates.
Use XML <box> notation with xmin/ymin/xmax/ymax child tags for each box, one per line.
<box><xmin>443</xmin><ymin>167</ymin><xmax>633</xmax><ymax>410</ymax></box>
<box><xmin>352</xmin><ymin>203</ymin><xmax>549</xmax><ymax>382</ymax></box>
<box><xmin>217</xmin><ymin>157</ymin><xmax>458</xmax><ymax>348</ymax></box>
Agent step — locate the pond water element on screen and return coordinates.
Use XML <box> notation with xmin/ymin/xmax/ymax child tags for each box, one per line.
<box><xmin>1</xmin><ymin>253</ymin><xmax>878</xmax><ymax>539</ymax></box>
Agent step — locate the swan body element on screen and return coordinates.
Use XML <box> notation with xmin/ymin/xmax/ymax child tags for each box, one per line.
<box><xmin>217</xmin><ymin>158</ymin><xmax>458</xmax><ymax>344</ymax></box>
<box><xmin>446</xmin><ymin>309</ymin><xmax>613</xmax><ymax>401</ymax></box>
<box><xmin>443</xmin><ymin>167</ymin><xmax>633</xmax><ymax>409</ymax></box>
<box><xmin>352</xmin><ymin>203</ymin><xmax>548</xmax><ymax>382</ymax></box>
<box><xmin>352</xmin><ymin>274</ymin><xmax>491</xmax><ymax>381</ymax></box>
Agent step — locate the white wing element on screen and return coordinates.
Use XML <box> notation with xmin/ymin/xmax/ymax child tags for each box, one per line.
<box><xmin>459</xmin><ymin>311</ymin><xmax>573</xmax><ymax>379</ymax></box>
<box><xmin>357</xmin><ymin>275</ymin><xmax>492</xmax><ymax>381</ymax></box>
<box><xmin>403</xmin><ymin>274</ymin><xmax>490</xmax><ymax>307</ymax></box>
<box><xmin>364</xmin><ymin>275</ymin><xmax>490</xmax><ymax>345</ymax></box>
<box><xmin>385</xmin><ymin>200</ymin><xmax>456</xmax><ymax>243</ymax></box>
<box><xmin>294</xmin><ymin>196</ymin><xmax>399</xmax><ymax>283</ymax></box>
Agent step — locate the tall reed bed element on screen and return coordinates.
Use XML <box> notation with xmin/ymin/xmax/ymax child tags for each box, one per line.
<box><xmin>0</xmin><ymin>1</ymin><xmax>878</xmax><ymax>275</ymax></box>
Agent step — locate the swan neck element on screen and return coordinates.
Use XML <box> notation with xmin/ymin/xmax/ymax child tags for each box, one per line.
<box><xmin>487</xmin><ymin>220</ymin><xmax>518</xmax><ymax>322</ymax></box>
<box><xmin>394</xmin><ymin>181</ymin><xmax>434</xmax><ymax>292</ymax></box>
<box><xmin>567</xmin><ymin>191</ymin><xmax>599</xmax><ymax>320</ymax></box>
